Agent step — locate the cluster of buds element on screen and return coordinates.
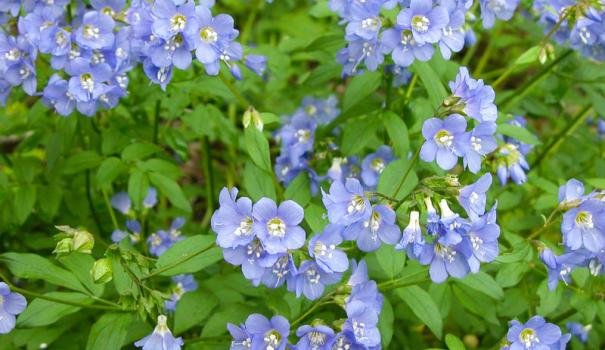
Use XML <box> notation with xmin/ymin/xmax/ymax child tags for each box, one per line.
<box><xmin>52</xmin><ymin>225</ymin><xmax>95</xmax><ymax>256</ymax></box>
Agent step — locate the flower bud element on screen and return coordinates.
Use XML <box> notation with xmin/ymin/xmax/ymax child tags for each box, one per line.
<box><xmin>73</xmin><ymin>229</ymin><xmax>95</xmax><ymax>254</ymax></box>
<box><xmin>91</xmin><ymin>258</ymin><xmax>113</xmax><ymax>284</ymax></box>
<box><xmin>52</xmin><ymin>238</ymin><xmax>73</xmax><ymax>256</ymax></box>
<box><xmin>243</xmin><ymin>107</ymin><xmax>263</xmax><ymax>131</ymax></box>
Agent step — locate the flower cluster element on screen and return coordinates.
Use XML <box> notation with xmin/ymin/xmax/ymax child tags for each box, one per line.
<box><xmin>0</xmin><ymin>282</ymin><xmax>27</xmax><ymax>334</ymax></box>
<box><xmin>397</xmin><ymin>173</ymin><xmax>501</xmax><ymax>283</ymax></box>
<box><xmin>227</xmin><ymin>260</ymin><xmax>384</xmax><ymax>349</ymax></box>
<box><xmin>274</xmin><ymin>96</ymin><xmax>340</xmax><ymax>193</ymax></box>
<box><xmin>533</xmin><ymin>0</ymin><xmax>605</xmax><ymax>61</ymax></box>
<box><xmin>0</xmin><ymin>0</ymin><xmax>266</xmax><ymax>116</ymax></box>
<box><xmin>420</xmin><ymin>67</ymin><xmax>498</xmax><ymax>173</ymax></box>
<box><xmin>500</xmin><ymin>316</ymin><xmax>570</xmax><ymax>350</ymax></box>
<box><xmin>329</xmin><ymin>0</ymin><xmax>519</xmax><ymax>76</ymax></box>
<box><xmin>493</xmin><ymin>116</ymin><xmax>534</xmax><ymax>186</ymax></box>
<box><xmin>540</xmin><ymin>178</ymin><xmax>605</xmax><ymax>290</ymax></box>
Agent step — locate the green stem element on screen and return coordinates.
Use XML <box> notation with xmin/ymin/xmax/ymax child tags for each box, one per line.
<box><xmin>404</xmin><ymin>74</ymin><xmax>418</xmax><ymax>102</ymax></box>
<box><xmin>201</xmin><ymin>137</ymin><xmax>215</xmax><ymax>228</ymax></box>
<box><xmin>153</xmin><ymin>100</ymin><xmax>161</xmax><ymax>144</ymax></box>
<box><xmin>141</xmin><ymin>245</ymin><xmax>215</xmax><ymax>280</ymax></box>
<box><xmin>391</xmin><ymin>148</ymin><xmax>421</xmax><ymax>204</ymax></box>
<box><xmin>85</xmin><ymin>171</ymin><xmax>108</xmax><ymax>247</ymax></box>
<box><xmin>498</xmin><ymin>49</ymin><xmax>574</xmax><ymax>111</ymax></box>
<box><xmin>102</xmin><ymin>188</ymin><xmax>120</xmax><ymax>231</ymax></box>
<box><xmin>531</xmin><ymin>105</ymin><xmax>593</xmax><ymax>169</ymax></box>
<box><xmin>240</xmin><ymin>0</ymin><xmax>262</xmax><ymax>44</ymax></box>
<box><xmin>218</xmin><ymin>71</ymin><xmax>249</xmax><ymax>109</ymax></box>
<box><xmin>291</xmin><ymin>291</ymin><xmax>337</xmax><ymax>327</ymax></box>
<box><xmin>185</xmin><ymin>335</ymin><xmax>231</xmax><ymax>345</ymax></box>
<box><xmin>526</xmin><ymin>208</ymin><xmax>561</xmax><ymax>241</ymax></box>
<box><xmin>0</xmin><ymin>271</ymin><xmax>126</xmax><ymax>311</ymax></box>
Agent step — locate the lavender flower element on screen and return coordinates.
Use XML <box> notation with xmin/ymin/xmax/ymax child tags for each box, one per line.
<box><xmin>290</xmin><ymin>260</ymin><xmax>342</xmax><ymax>300</ymax></box>
<box><xmin>322</xmin><ymin>178</ymin><xmax>371</xmax><ymax>225</ymax></box>
<box><xmin>343</xmin><ymin>205</ymin><xmax>401</xmax><ymax>252</ymax></box>
<box><xmin>505</xmin><ymin>316</ymin><xmax>566</xmax><ymax>350</ymax></box>
<box><xmin>360</xmin><ymin>145</ymin><xmax>395</xmax><ymax>188</ymax></box>
<box><xmin>420</xmin><ymin>114</ymin><xmax>467</xmax><ymax>170</ymax></box>
<box><xmin>252</xmin><ymin>198</ymin><xmax>306</xmax><ymax>254</ymax></box>
<box><xmin>296</xmin><ymin>325</ymin><xmax>335</xmax><ymax>349</ymax></box>
<box><xmin>458</xmin><ymin>173</ymin><xmax>492</xmax><ymax>219</ymax></box>
<box><xmin>561</xmin><ymin>199</ymin><xmax>605</xmax><ymax>252</ymax></box>
<box><xmin>0</xmin><ymin>282</ymin><xmax>27</xmax><ymax>334</ymax></box>
<box><xmin>244</xmin><ymin>314</ymin><xmax>290</xmax><ymax>350</ymax></box>
<box><xmin>164</xmin><ymin>274</ymin><xmax>198</xmax><ymax>312</ymax></box>
<box><xmin>397</xmin><ymin>0</ymin><xmax>449</xmax><ymax>44</ymax></box>
<box><xmin>135</xmin><ymin>315</ymin><xmax>183</xmax><ymax>350</ymax></box>
<box><xmin>309</xmin><ymin>224</ymin><xmax>349</xmax><ymax>274</ymax></box>
<box><xmin>212</xmin><ymin>187</ymin><xmax>255</xmax><ymax>249</ymax></box>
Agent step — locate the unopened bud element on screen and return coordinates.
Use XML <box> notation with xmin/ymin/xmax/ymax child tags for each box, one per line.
<box><xmin>539</xmin><ymin>46</ymin><xmax>548</xmax><ymax>64</ymax></box>
<box><xmin>73</xmin><ymin>230</ymin><xmax>95</xmax><ymax>254</ymax></box>
<box><xmin>463</xmin><ymin>334</ymin><xmax>479</xmax><ymax>348</ymax></box>
<box><xmin>91</xmin><ymin>258</ymin><xmax>113</xmax><ymax>284</ymax></box>
<box><xmin>53</xmin><ymin>238</ymin><xmax>73</xmax><ymax>256</ymax></box>
<box><xmin>442</xmin><ymin>95</ymin><xmax>461</xmax><ymax>107</ymax></box>
<box><xmin>243</xmin><ymin>107</ymin><xmax>263</xmax><ymax>131</ymax></box>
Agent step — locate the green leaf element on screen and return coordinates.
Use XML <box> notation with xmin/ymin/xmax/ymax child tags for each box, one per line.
<box><xmin>378</xmin><ymin>298</ymin><xmax>394</xmax><ymax>346</ymax></box>
<box><xmin>341</xmin><ymin>114</ymin><xmax>380</xmax><ymax>155</ymax></box>
<box><xmin>536</xmin><ymin>280</ymin><xmax>563</xmax><ymax>316</ymax></box>
<box><xmin>374</xmin><ymin>244</ymin><xmax>405</xmax><ymax>279</ymax></box>
<box><xmin>284</xmin><ymin>173</ymin><xmax>312</xmax><ymax>207</ymax></box>
<box><xmin>96</xmin><ymin>157</ymin><xmax>127</xmax><ymax>188</ymax></box>
<box><xmin>514</xmin><ymin>46</ymin><xmax>540</xmax><ymax>65</ymax></box>
<box><xmin>121</xmin><ymin>142</ymin><xmax>163</xmax><ymax>162</ymax></box>
<box><xmin>377</xmin><ymin>159</ymin><xmax>418</xmax><ymax>200</ymax></box>
<box><xmin>586</xmin><ymin>178</ymin><xmax>605</xmax><ymax>189</ymax></box>
<box><xmin>201</xmin><ymin>304</ymin><xmax>255</xmax><ymax>337</ymax></box>
<box><xmin>17</xmin><ymin>292</ymin><xmax>93</xmax><ymax>327</ymax></box>
<box><xmin>456</xmin><ymin>271</ymin><xmax>503</xmax><ymax>300</ymax></box>
<box><xmin>244</xmin><ymin>127</ymin><xmax>272</xmax><ymax>172</ymax></box>
<box><xmin>154</xmin><ymin>235</ymin><xmax>222</xmax><ymax>276</ymax></box>
<box><xmin>148</xmin><ymin>171</ymin><xmax>191</xmax><ymax>212</ymax></box>
<box><xmin>383</xmin><ymin>111</ymin><xmax>410</xmax><ymax>157</ymax></box>
<box><xmin>63</xmin><ymin>151</ymin><xmax>102</xmax><ymax>175</ymax></box>
<box><xmin>243</xmin><ymin>161</ymin><xmax>276</xmax><ymax>201</ymax></box>
<box><xmin>142</xmin><ymin>159</ymin><xmax>183</xmax><ymax>180</ymax></box>
<box><xmin>13</xmin><ymin>185</ymin><xmax>36</xmax><ymax>224</ymax></box>
<box><xmin>0</xmin><ymin>253</ymin><xmax>85</xmax><ymax>293</ymax></box>
<box><xmin>396</xmin><ymin>285</ymin><xmax>443</xmax><ymax>339</ymax></box>
<box><xmin>111</xmin><ymin>254</ymin><xmax>138</xmax><ymax>297</ymax></box>
<box><xmin>411</xmin><ymin>61</ymin><xmax>448</xmax><ymax>108</ymax></box>
<box><xmin>58</xmin><ymin>253</ymin><xmax>104</xmax><ymax>297</ymax></box>
<box><xmin>496</xmin><ymin>262</ymin><xmax>529</xmax><ymax>288</ymax></box>
<box><xmin>452</xmin><ymin>285</ymin><xmax>499</xmax><ymax>325</ymax></box>
<box><xmin>496</xmin><ymin>124</ymin><xmax>540</xmax><ymax>145</ymax></box>
<box><xmin>259</xmin><ymin>112</ymin><xmax>280</xmax><ymax>125</ymax></box>
<box><xmin>86</xmin><ymin>313</ymin><xmax>133</xmax><ymax>350</ymax></box>
<box><xmin>128</xmin><ymin>169</ymin><xmax>149</xmax><ymax>211</ymax></box>
<box><xmin>445</xmin><ymin>334</ymin><xmax>466</xmax><ymax>350</ymax></box>
<box><xmin>37</xmin><ymin>185</ymin><xmax>62</xmax><ymax>219</ymax></box>
<box><xmin>174</xmin><ymin>290</ymin><xmax>219</xmax><ymax>335</ymax></box>
<box><xmin>342</xmin><ymin>72</ymin><xmax>381</xmax><ymax>112</ymax></box>
<box><xmin>304</xmin><ymin>203</ymin><xmax>328</xmax><ymax>233</ymax></box>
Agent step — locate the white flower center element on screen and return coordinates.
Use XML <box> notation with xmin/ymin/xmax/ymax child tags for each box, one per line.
<box><xmin>575</xmin><ymin>211</ymin><xmax>594</xmax><ymax>230</ymax></box>
<box><xmin>5</xmin><ymin>48</ymin><xmax>20</xmax><ymax>61</ymax></box>
<box><xmin>361</xmin><ymin>17</ymin><xmax>379</xmax><ymax>29</ymax></box>
<box><xmin>200</xmin><ymin>26</ymin><xmax>218</xmax><ymax>43</ymax></box>
<box><xmin>296</xmin><ymin>129</ymin><xmax>311</xmax><ymax>143</ymax></box>
<box><xmin>519</xmin><ymin>328</ymin><xmax>539</xmax><ymax>348</ymax></box>
<box><xmin>470</xmin><ymin>136</ymin><xmax>482</xmax><ymax>152</ymax></box>
<box><xmin>171</xmin><ymin>14</ymin><xmax>187</xmax><ymax>31</ymax></box>
<box><xmin>401</xmin><ymin>30</ymin><xmax>416</xmax><ymax>46</ymax></box>
<box><xmin>469</xmin><ymin>234</ymin><xmax>483</xmax><ymax>251</ymax></box>
<box><xmin>313</xmin><ymin>241</ymin><xmax>335</xmax><ymax>258</ymax></box>
<box><xmin>263</xmin><ymin>330</ymin><xmax>281</xmax><ymax>350</ymax></box>
<box><xmin>371</xmin><ymin>157</ymin><xmax>385</xmax><ymax>173</ymax></box>
<box><xmin>434</xmin><ymin>129</ymin><xmax>454</xmax><ymax>148</ymax></box>
<box><xmin>308</xmin><ymin>331</ymin><xmax>327</xmax><ymax>345</ymax></box>
<box><xmin>80</xmin><ymin>73</ymin><xmax>94</xmax><ymax>92</ymax></box>
<box><xmin>411</xmin><ymin>15</ymin><xmax>430</xmax><ymax>33</ymax></box>
<box><xmin>234</xmin><ymin>217</ymin><xmax>253</xmax><ymax>236</ymax></box>
<box><xmin>83</xmin><ymin>24</ymin><xmax>100</xmax><ymax>39</ymax></box>
<box><xmin>306</xmin><ymin>268</ymin><xmax>321</xmax><ymax>284</ymax></box>
<box><xmin>436</xmin><ymin>243</ymin><xmax>457</xmax><ymax>263</ymax></box>
<box><xmin>267</xmin><ymin>218</ymin><xmax>286</xmax><ymax>238</ymax></box>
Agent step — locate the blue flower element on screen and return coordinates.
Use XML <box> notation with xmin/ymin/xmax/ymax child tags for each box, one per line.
<box><xmin>337</xmin><ymin>37</ymin><xmax>385</xmax><ymax>75</ymax></box>
<box><xmin>143</xmin><ymin>58</ymin><xmax>173</xmax><ymax>90</ymax></box>
<box><xmin>343</xmin><ymin>205</ymin><xmax>401</xmax><ymax>252</ymax></box>
<box><xmin>290</xmin><ymin>260</ymin><xmax>342</xmax><ymax>300</ymax></box>
<box><xmin>212</xmin><ymin>187</ymin><xmax>255</xmax><ymax>249</ymax></box>
<box><xmin>458</xmin><ymin>173</ymin><xmax>492</xmax><ymax>219</ymax></box>
<box><xmin>322</xmin><ymin>178</ymin><xmax>371</xmax><ymax>225</ymax></box>
<box><xmin>112</xmin><ymin>219</ymin><xmax>142</xmax><ymax>244</ymax></box>
<box><xmin>300</xmin><ymin>95</ymin><xmax>340</xmax><ymax>125</ymax></box>
<box><xmin>151</xmin><ymin>0</ymin><xmax>197</xmax><ymax>41</ymax></box>
<box><xmin>561</xmin><ymin>199</ymin><xmax>605</xmax><ymax>252</ymax></box>
<box><xmin>540</xmin><ymin>248</ymin><xmax>588</xmax><ymax>290</ymax></box>
<box><xmin>327</xmin><ymin>156</ymin><xmax>360</xmax><ymax>183</ymax></box>
<box><xmin>505</xmin><ymin>316</ymin><xmax>565</xmax><ymax>350</ymax></box>
<box><xmin>0</xmin><ymin>282</ymin><xmax>27</xmax><ymax>334</ymax></box>
<box><xmin>381</xmin><ymin>26</ymin><xmax>435</xmax><ymax>67</ymax></box>
<box><xmin>259</xmin><ymin>254</ymin><xmax>296</xmax><ymax>288</ymax></box>
<box><xmin>244</xmin><ymin>314</ymin><xmax>290</xmax><ymax>350</ymax></box>
<box><xmin>420</xmin><ymin>114</ymin><xmax>467</xmax><ymax>170</ymax></box>
<box><xmin>244</xmin><ymin>54</ymin><xmax>267</xmax><ymax>76</ymax></box>
<box><xmin>111</xmin><ymin>192</ymin><xmax>132</xmax><ymax>214</ymax></box>
<box><xmin>65</xmin><ymin>58</ymin><xmax>113</xmax><ymax>115</ymax></box>
<box><xmin>397</xmin><ymin>0</ymin><xmax>449</xmax><ymax>44</ymax></box>
<box><xmin>438</xmin><ymin>0</ymin><xmax>466</xmax><ymax>59</ymax></box>
<box><xmin>344</xmin><ymin>0</ymin><xmax>383</xmax><ymax>41</ymax></box>
<box><xmin>295</xmin><ymin>325</ymin><xmax>335</xmax><ymax>350</ymax></box>
<box><xmin>361</xmin><ymin>145</ymin><xmax>395</xmax><ymax>188</ymax></box>
<box><xmin>192</xmin><ymin>5</ymin><xmax>238</xmax><ymax>75</ymax></box>
<box><xmin>495</xmin><ymin>143</ymin><xmax>530</xmax><ymax>186</ymax></box>
<box><xmin>42</xmin><ymin>74</ymin><xmax>76</xmax><ymax>116</ymax></box>
<box><xmin>75</xmin><ymin>11</ymin><xmax>116</xmax><ymax>49</ymax></box>
<box><xmin>309</xmin><ymin>224</ymin><xmax>349</xmax><ymax>273</ymax></box>
<box><xmin>227</xmin><ymin>322</ymin><xmax>252</xmax><ymax>350</ymax></box>
<box><xmin>252</xmin><ymin>198</ymin><xmax>306</xmax><ymax>254</ymax></box>
<box><xmin>144</xmin><ymin>187</ymin><xmax>158</xmax><ymax>208</ymax></box>
<box><xmin>164</xmin><ymin>274</ymin><xmax>198</xmax><ymax>312</ymax></box>
<box><xmin>396</xmin><ymin>210</ymin><xmax>424</xmax><ymax>259</ymax></box>
<box><xmin>465</xmin><ymin>204</ymin><xmax>500</xmax><ymax>273</ymax></box>
<box><xmin>460</xmin><ymin>122</ymin><xmax>498</xmax><ymax>173</ymax></box>
<box><xmin>135</xmin><ymin>315</ymin><xmax>183</xmax><ymax>350</ymax></box>
<box><xmin>480</xmin><ymin>0</ymin><xmax>519</xmax><ymax>29</ymax></box>
<box><xmin>566</xmin><ymin>322</ymin><xmax>590</xmax><ymax>343</ymax></box>
<box><xmin>558</xmin><ymin>178</ymin><xmax>585</xmax><ymax>207</ymax></box>
<box><xmin>330</xmin><ymin>330</ymin><xmax>370</xmax><ymax>350</ymax></box>
<box><xmin>449</xmin><ymin>67</ymin><xmax>498</xmax><ymax>123</ymax></box>
<box><xmin>223</xmin><ymin>238</ymin><xmax>280</xmax><ymax>282</ymax></box>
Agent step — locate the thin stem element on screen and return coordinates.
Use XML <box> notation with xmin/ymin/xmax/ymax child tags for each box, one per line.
<box><xmin>291</xmin><ymin>290</ymin><xmax>337</xmax><ymax>327</ymax></box>
<box><xmin>498</xmin><ymin>49</ymin><xmax>574</xmax><ymax>111</ymax></box>
<box><xmin>391</xmin><ymin>148</ymin><xmax>421</xmax><ymax>206</ymax></box>
<box><xmin>526</xmin><ymin>208</ymin><xmax>560</xmax><ymax>241</ymax></box>
<box><xmin>153</xmin><ymin>100</ymin><xmax>161</xmax><ymax>144</ymax></box>
<box><xmin>141</xmin><ymin>244</ymin><xmax>215</xmax><ymax>280</ymax></box>
<box><xmin>366</xmin><ymin>191</ymin><xmax>399</xmax><ymax>203</ymax></box>
<box><xmin>474</xmin><ymin>28</ymin><xmax>497</xmax><ymax>76</ymax></box>
<box><xmin>218</xmin><ymin>71</ymin><xmax>249</xmax><ymax>109</ymax></box>
<box><xmin>0</xmin><ymin>271</ymin><xmax>126</xmax><ymax>311</ymax></box>
<box><xmin>102</xmin><ymin>188</ymin><xmax>120</xmax><ymax>231</ymax></box>
<box><xmin>185</xmin><ymin>335</ymin><xmax>231</xmax><ymax>345</ymax></box>
<box><xmin>404</xmin><ymin>74</ymin><xmax>418</xmax><ymax>101</ymax></box>
<box><xmin>240</xmin><ymin>0</ymin><xmax>262</xmax><ymax>44</ymax></box>
<box><xmin>201</xmin><ymin>137</ymin><xmax>215</xmax><ymax>228</ymax></box>
<box><xmin>531</xmin><ymin>105</ymin><xmax>593</xmax><ymax>169</ymax></box>
<box><xmin>85</xmin><ymin>171</ymin><xmax>109</xmax><ymax>248</ymax></box>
